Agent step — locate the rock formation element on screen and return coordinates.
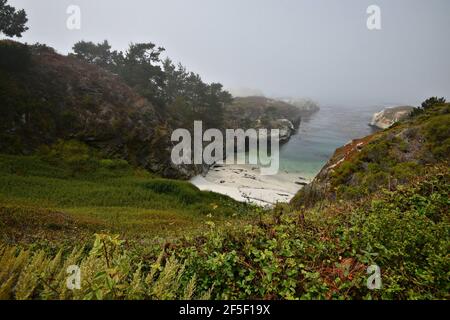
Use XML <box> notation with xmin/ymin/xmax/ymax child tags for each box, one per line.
<box><xmin>370</xmin><ymin>106</ymin><xmax>414</xmax><ymax>129</ymax></box>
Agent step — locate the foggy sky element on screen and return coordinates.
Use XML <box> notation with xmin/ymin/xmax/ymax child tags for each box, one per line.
<box><xmin>6</xmin><ymin>0</ymin><xmax>450</xmax><ymax>107</ymax></box>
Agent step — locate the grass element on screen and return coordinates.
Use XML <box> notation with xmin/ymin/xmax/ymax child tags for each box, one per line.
<box><xmin>0</xmin><ymin>153</ymin><xmax>257</xmax><ymax>245</ymax></box>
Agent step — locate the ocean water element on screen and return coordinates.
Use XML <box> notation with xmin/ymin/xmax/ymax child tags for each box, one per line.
<box><xmin>278</xmin><ymin>105</ymin><xmax>382</xmax><ymax>178</ymax></box>
<box><xmin>195</xmin><ymin>105</ymin><xmax>385</xmax><ymax>205</ymax></box>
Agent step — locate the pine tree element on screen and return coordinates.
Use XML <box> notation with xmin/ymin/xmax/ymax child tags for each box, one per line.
<box><xmin>0</xmin><ymin>0</ymin><xmax>28</xmax><ymax>37</ymax></box>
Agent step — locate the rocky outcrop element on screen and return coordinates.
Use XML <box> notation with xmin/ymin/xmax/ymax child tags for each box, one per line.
<box><xmin>224</xmin><ymin>96</ymin><xmax>304</xmax><ymax>131</ymax></box>
<box><xmin>223</xmin><ymin>96</ymin><xmax>305</xmax><ymax>150</ymax></box>
<box><xmin>370</xmin><ymin>106</ymin><xmax>414</xmax><ymax>129</ymax></box>
<box><xmin>310</xmin><ymin>135</ymin><xmax>374</xmax><ymax>186</ymax></box>
<box><xmin>0</xmin><ymin>41</ymin><xmax>190</xmax><ymax>177</ymax></box>
<box><xmin>274</xmin><ymin>118</ymin><xmax>296</xmax><ymax>143</ymax></box>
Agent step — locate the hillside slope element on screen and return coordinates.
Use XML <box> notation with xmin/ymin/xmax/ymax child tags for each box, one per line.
<box><xmin>291</xmin><ymin>99</ymin><xmax>449</xmax><ymax>208</ymax></box>
<box><xmin>0</xmin><ymin>149</ymin><xmax>255</xmax><ymax>244</ymax></box>
<box><xmin>0</xmin><ymin>41</ymin><xmax>194</xmax><ymax>176</ymax></box>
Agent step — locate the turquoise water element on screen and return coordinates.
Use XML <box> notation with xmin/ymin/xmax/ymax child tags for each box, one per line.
<box><xmin>278</xmin><ymin>105</ymin><xmax>382</xmax><ymax>177</ymax></box>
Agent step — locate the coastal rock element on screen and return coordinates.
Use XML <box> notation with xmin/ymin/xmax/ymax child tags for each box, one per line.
<box><xmin>225</xmin><ymin>96</ymin><xmax>304</xmax><ymax>130</ymax></box>
<box><xmin>224</xmin><ymin>96</ymin><xmax>306</xmax><ymax>147</ymax></box>
<box><xmin>274</xmin><ymin>118</ymin><xmax>295</xmax><ymax>143</ymax></box>
<box><xmin>370</xmin><ymin>106</ymin><xmax>414</xmax><ymax>129</ymax></box>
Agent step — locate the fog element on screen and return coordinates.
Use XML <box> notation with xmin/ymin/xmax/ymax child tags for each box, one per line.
<box><xmin>7</xmin><ymin>0</ymin><xmax>450</xmax><ymax>107</ymax></box>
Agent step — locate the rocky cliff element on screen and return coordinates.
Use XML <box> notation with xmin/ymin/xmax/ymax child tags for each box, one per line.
<box><xmin>369</xmin><ymin>106</ymin><xmax>414</xmax><ymax>129</ymax></box>
<box><xmin>224</xmin><ymin>96</ymin><xmax>310</xmax><ymax>134</ymax></box>
<box><xmin>0</xmin><ymin>41</ymin><xmax>194</xmax><ymax>177</ymax></box>
<box><xmin>291</xmin><ymin>100</ymin><xmax>449</xmax><ymax>208</ymax></box>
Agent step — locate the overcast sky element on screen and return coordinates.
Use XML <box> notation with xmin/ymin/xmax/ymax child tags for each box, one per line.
<box><xmin>6</xmin><ymin>0</ymin><xmax>450</xmax><ymax>107</ymax></box>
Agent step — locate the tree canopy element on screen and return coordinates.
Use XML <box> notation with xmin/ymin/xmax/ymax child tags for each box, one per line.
<box><xmin>71</xmin><ymin>40</ymin><xmax>232</xmax><ymax>128</ymax></box>
<box><xmin>0</xmin><ymin>0</ymin><xmax>28</xmax><ymax>37</ymax></box>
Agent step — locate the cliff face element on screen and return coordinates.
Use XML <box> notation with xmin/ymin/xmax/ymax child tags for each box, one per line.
<box><xmin>222</xmin><ymin>96</ymin><xmax>314</xmax><ymax>148</ymax></box>
<box><xmin>0</xmin><ymin>41</ymin><xmax>187</xmax><ymax>176</ymax></box>
<box><xmin>224</xmin><ymin>96</ymin><xmax>311</xmax><ymax>132</ymax></box>
<box><xmin>291</xmin><ymin>102</ymin><xmax>450</xmax><ymax>208</ymax></box>
<box><xmin>0</xmin><ymin>42</ymin><xmax>308</xmax><ymax>178</ymax></box>
<box><xmin>370</xmin><ymin>106</ymin><xmax>414</xmax><ymax>129</ymax></box>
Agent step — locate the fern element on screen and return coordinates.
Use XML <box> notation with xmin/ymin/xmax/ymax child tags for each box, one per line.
<box><xmin>0</xmin><ymin>234</ymin><xmax>207</xmax><ymax>300</ymax></box>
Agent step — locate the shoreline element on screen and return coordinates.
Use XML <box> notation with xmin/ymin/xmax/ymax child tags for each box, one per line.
<box><xmin>190</xmin><ymin>163</ymin><xmax>314</xmax><ymax>207</ymax></box>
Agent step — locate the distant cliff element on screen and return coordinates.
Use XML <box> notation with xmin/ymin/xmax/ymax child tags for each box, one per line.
<box><xmin>291</xmin><ymin>100</ymin><xmax>449</xmax><ymax>208</ymax></box>
<box><xmin>369</xmin><ymin>106</ymin><xmax>414</xmax><ymax>129</ymax></box>
<box><xmin>224</xmin><ymin>96</ymin><xmax>317</xmax><ymax>141</ymax></box>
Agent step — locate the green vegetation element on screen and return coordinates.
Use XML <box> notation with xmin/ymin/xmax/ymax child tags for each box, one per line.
<box><xmin>0</xmin><ymin>0</ymin><xmax>28</xmax><ymax>37</ymax></box>
<box><xmin>0</xmin><ymin>141</ymin><xmax>255</xmax><ymax>246</ymax></box>
<box><xmin>0</xmin><ymin>40</ymin><xmax>181</xmax><ymax>177</ymax></box>
<box><xmin>1</xmin><ymin>100</ymin><xmax>449</xmax><ymax>300</ymax></box>
<box><xmin>0</xmin><ymin>40</ymin><xmax>31</xmax><ymax>72</ymax></box>
<box><xmin>410</xmin><ymin>97</ymin><xmax>446</xmax><ymax>118</ymax></box>
<box><xmin>71</xmin><ymin>40</ymin><xmax>232</xmax><ymax>128</ymax></box>
<box><xmin>423</xmin><ymin>113</ymin><xmax>450</xmax><ymax>159</ymax></box>
<box><xmin>0</xmin><ymin>234</ymin><xmax>211</xmax><ymax>300</ymax></box>
<box><xmin>171</xmin><ymin>169</ymin><xmax>449</xmax><ymax>299</ymax></box>
<box><xmin>1</xmin><ymin>167</ymin><xmax>448</xmax><ymax>300</ymax></box>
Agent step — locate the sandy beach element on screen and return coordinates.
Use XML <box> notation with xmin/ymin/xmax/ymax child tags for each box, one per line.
<box><xmin>190</xmin><ymin>164</ymin><xmax>314</xmax><ymax>207</ymax></box>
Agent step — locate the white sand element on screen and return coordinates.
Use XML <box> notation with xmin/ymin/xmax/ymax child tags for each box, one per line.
<box><xmin>190</xmin><ymin>164</ymin><xmax>313</xmax><ymax>207</ymax></box>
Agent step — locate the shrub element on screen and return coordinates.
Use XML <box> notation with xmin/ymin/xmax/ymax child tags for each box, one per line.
<box><xmin>144</xmin><ymin>179</ymin><xmax>201</xmax><ymax>205</ymax></box>
<box><xmin>99</xmin><ymin>159</ymin><xmax>129</xmax><ymax>170</ymax></box>
<box><xmin>29</xmin><ymin>43</ymin><xmax>56</xmax><ymax>55</ymax></box>
<box><xmin>423</xmin><ymin>114</ymin><xmax>450</xmax><ymax>160</ymax></box>
<box><xmin>342</xmin><ymin>174</ymin><xmax>450</xmax><ymax>299</ymax></box>
<box><xmin>39</xmin><ymin>140</ymin><xmax>98</xmax><ymax>173</ymax></box>
<box><xmin>410</xmin><ymin>97</ymin><xmax>446</xmax><ymax>118</ymax></box>
<box><xmin>171</xmin><ymin>170</ymin><xmax>450</xmax><ymax>300</ymax></box>
<box><xmin>0</xmin><ymin>41</ymin><xmax>31</xmax><ymax>72</ymax></box>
